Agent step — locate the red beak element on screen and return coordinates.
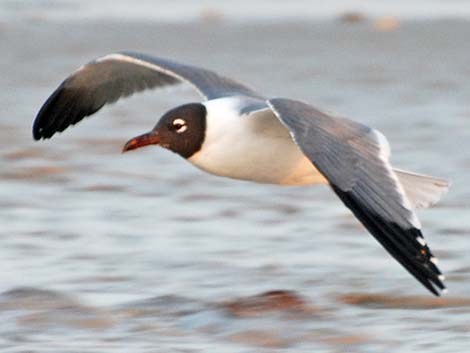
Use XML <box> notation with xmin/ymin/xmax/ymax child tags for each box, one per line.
<box><xmin>122</xmin><ymin>131</ymin><xmax>160</xmax><ymax>153</ymax></box>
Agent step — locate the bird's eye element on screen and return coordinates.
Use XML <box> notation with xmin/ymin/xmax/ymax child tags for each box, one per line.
<box><xmin>172</xmin><ymin>118</ymin><xmax>187</xmax><ymax>133</ymax></box>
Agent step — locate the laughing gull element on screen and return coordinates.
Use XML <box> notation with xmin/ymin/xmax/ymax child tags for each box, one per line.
<box><xmin>33</xmin><ymin>52</ymin><xmax>450</xmax><ymax>296</ymax></box>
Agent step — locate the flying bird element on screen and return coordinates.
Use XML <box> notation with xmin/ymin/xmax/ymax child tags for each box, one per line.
<box><xmin>33</xmin><ymin>52</ymin><xmax>450</xmax><ymax>295</ymax></box>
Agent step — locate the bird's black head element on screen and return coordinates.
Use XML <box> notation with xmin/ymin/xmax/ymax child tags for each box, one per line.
<box><xmin>122</xmin><ymin>103</ymin><xmax>206</xmax><ymax>158</ymax></box>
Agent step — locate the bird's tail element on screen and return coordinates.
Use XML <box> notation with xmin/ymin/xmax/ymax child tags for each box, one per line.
<box><xmin>394</xmin><ymin>169</ymin><xmax>450</xmax><ymax>209</ymax></box>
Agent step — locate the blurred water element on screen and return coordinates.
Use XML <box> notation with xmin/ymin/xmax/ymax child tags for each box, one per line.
<box><xmin>3</xmin><ymin>0</ymin><xmax>470</xmax><ymax>22</ymax></box>
<box><xmin>0</xmin><ymin>15</ymin><xmax>469</xmax><ymax>353</ymax></box>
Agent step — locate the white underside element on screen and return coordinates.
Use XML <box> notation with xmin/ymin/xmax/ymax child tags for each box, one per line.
<box><xmin>188</xmin><ymin>97</ymin><xmax>449</xmax><ymax>213</ymax></box>
<box><xmin>189</xmin><ymin>97</ymin><xmax>327</xmax><ymax>185</ymax></box>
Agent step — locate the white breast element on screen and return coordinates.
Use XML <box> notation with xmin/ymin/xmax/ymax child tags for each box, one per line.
<box><xmin>188</xmin><ymin>97</ymin><xmax>327</xmax><ymax>185</ymax></box>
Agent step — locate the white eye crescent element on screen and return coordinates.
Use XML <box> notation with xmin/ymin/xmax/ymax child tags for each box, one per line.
<box><xmin>173</xmin><ymin>118</ymin><xmax>187</xmax><ymax>133</ymax></box>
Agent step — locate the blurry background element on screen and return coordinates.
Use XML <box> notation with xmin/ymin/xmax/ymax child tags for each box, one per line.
<box><xmin>1</xmin><ymin>1</ymin><xmax>469</xmax><ymax>352</ymax></box>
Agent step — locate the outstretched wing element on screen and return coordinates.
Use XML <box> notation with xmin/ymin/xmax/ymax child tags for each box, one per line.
<box><xmin>33</xmin><ymin>51</ymin><xmax>261</xmax><ymax>139</ymax></box>
<box><xmin>268</xmin><ymin>98</ymin><xmax>445</xmax><ymax>296</ymax></box>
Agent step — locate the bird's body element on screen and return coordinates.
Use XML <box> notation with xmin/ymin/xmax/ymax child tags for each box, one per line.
<box><xmin>191</xmin><ymin>96</ymin><xmax>326</xmax><ymax>185</ymax></box>
<box><xmin>33</xmin><ymin>51</ymin><xmax>450</xmax><ymax>296</ymax></box>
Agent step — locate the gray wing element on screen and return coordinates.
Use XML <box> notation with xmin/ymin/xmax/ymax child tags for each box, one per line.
<box><xmin>268</xmin><ymin>98</ymin><xmax>445</xmax><ymax>296</ymax></box>
<box><xmin>33</xmin><ymin>51</ymin><xmax>261</xmax><ymax>140</ymax></box>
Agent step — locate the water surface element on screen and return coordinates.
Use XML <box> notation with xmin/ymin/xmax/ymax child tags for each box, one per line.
<box><xmin>1</xmin><ymin>18</ymin><xmax>469</xmax><ymax>353</ymax></box>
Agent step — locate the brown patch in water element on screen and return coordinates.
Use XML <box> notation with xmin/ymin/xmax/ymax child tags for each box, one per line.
<box><xmin>338</xmin><ymin>12</ymin><xmax>368</xmax><ymax>24</ymax></box>
<box><xmin>374</xmin><ymin>17</ymin><xmax>400</xmax><ymax>32</ymax></box>
<box><xmin>65</xmin><ymin>316</ymin><xmax>114</xmax><ymax>330</ymax></box>
<box><xmin>339</xmin><ymin>293</ymin><xmax>470</xmax><ymax>309</ymax></box>
<box><xmin>1</xmin><ymin>166</ymin><xmax>68</xmax><ymax>181</ymax></box>
<box><xmin>3</xmin><ymin>148</ymin><xmax>43</xmax><ymax>160</ymax></box>
<box><xmin>222</xmin><ymin>290</ymin><xmax>319</xmax><ymax>318</ymax></box>
<box><xmin>226</xmin><ymin>329</ymin><xmax>293</xmax><ymax>348</ymax></box>
<box><xmin>322</xmin><ymin>334</ymin><xmax>370</xmax><ymax>346</ymax></box>
<box><xmin>17</xmin><ymin>312</ymin><xmax>114</xmax><ymax>330</ymax></box>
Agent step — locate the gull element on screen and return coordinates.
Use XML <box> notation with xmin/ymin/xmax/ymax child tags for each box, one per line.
<box><xmin>33</xmin><ymin>52</ymin><xmax>450</xmax><ymax>295</ymax></box>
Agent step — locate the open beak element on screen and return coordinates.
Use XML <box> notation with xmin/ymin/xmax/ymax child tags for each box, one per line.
<box><xmin>122</xmin><ymin>131</ymin><xmax>160</xmax><ymax>153</ymax></box>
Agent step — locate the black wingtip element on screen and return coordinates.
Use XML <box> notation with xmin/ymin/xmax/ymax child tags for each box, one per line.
<box><xmin>330</xmin><ymin>184</ymin><xmax>447</xmax><ymax>297</ymax></box>
<box><xmin>32</xmin><ymin>103</ymin><xmax>43</xmax><ymax>140</ymax></box>
<box><xmin>428</xmin><ymin>283</ymin><xmax>440</xmax><ymax>297</ymax></box>
<box><xmin>32</xmin><ymin>116</ymin><xmax>53</xmax><ymax>140</ymax></box>
<box><xmin>32</xmin><ymin>120</ymin><xmax>45</xmax><ymax>140</ymax></box>
<box><xmin>32</xmin><ymin>121</ymin><xmax>43</xmax><ymax>140</ymax></box>
<box><xmin>33</xmin><ymin>84</ymin><xmax>65</xmax><ymax>141</ymax></box>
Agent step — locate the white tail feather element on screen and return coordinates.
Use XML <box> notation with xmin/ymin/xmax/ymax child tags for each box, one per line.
<box><xmin>394</xmin><ymin>169</ymin><xmax>450</xmax><ymax>209</ymax></box>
